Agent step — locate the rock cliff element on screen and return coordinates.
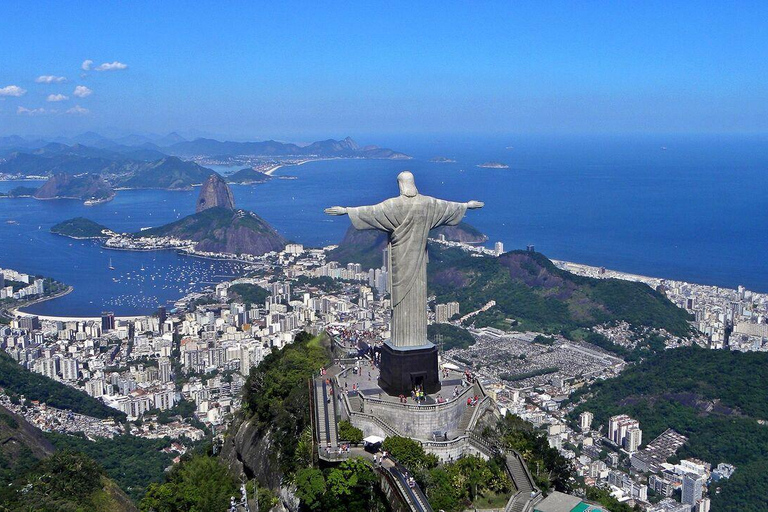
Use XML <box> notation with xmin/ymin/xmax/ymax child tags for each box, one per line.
<box><xmin>196</xmin><ymin>173</ymin><xmax>236</xmax><ymax>212</ymax></box>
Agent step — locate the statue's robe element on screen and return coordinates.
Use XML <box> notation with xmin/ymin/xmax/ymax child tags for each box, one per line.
<box><xmin>347</xmin><ymin>194</ymin><xmax>467</xmax><ymax>348</ymax></box>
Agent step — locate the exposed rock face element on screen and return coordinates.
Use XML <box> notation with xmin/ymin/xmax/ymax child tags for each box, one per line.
<box><xmin>196</xmin><ymin>173</ymin><xmax>235</xmax><ymax>212</ymax></box>
<box><xmin>220</xmin><ymin>416</ymin><xmax>300</xmax><ymax>512</ymax></box>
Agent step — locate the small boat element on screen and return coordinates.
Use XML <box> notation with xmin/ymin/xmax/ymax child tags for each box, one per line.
<box><xmin>109</xmin><ymin>257</ymin><xmax>115</xmax><ymax>270</ymax></box>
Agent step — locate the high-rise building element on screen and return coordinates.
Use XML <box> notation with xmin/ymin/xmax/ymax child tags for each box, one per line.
<box><xmin>579</xmin><ymin>411</ymin><xmax>593</xmax><ymax>432</ymax></box>
<box><xmin>101</xmin><ymin>311</ymin><xmax>115</xmax><ymax>332</ymax></box>
<box><xmin>382</xmin><ymin>246</ymin><xmax>390</xmax><ymax>272</ymax></box>
<box><xmin>435</xmin><ymin>302</ymin><xmax>460</xmax><ymax>323</ymax></box>
<box><xmin>157</xmin><ymin>306</ymin><xmax>167</xmax><ymax>330</ymax></box>
<box><xmin>696</xmin><ymin>498</ymin><xmax>711</xmax><ymax>512</ymax></box>
<box><xmin>494</xmin><ymin>241</ymin><xmax>504</xmax><ymax>256</ymax></box>
<box><xmin>158</xmin><ymin>356</ymin><xmax>172</xmax><ymax>383</ymax></box>
<box><xmin>61</xmin><ymin>358</ymin><xmax>79</xmax><ymax>381</ymax></box>
<box><xmin>682</xmin><ymin>474</ymin><xmax>704</xmax><ymax>506</ymax></box>
<box><xmin>608</xmin><ymin>414</ymin><xmax>641</xmax><ymax>448</ymax></box>
<box><xmin>18</xmin><ymin>316</ymin><xmax>40</xmax><ymax>331</ymax></box>
<box><xmin>239</xmin><ymin>346</ymin><xmax>251</xmax><ymax>376</ymax></box>
<box><xmin>625</xmin><ymin>427</ymin><xmax>643</xmax><ymax>452</ymax></box>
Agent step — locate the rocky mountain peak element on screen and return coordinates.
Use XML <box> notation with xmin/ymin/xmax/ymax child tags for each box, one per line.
<box><xmin>196</xmin><ymin>173</ymin><xmax>235</xmax><ymax>212</ymax></box>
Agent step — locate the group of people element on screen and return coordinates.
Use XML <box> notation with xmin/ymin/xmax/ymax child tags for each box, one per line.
<box><xmin>325</xmin><ymin>443</ymin><xmax>352</xmax><ymax>457</ymax></box>
<box><xmin>373</xmin><ymin>450</ymin><xmax>388</xmax><ymax>466</ymax></box>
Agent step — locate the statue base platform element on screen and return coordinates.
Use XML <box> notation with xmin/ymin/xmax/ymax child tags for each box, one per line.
<box><xmin>378</xmin><ymin>341</ymin><xmax>440</xmax><ymax>396</ymax></box>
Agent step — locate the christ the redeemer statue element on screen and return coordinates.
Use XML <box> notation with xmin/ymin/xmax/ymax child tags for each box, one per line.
<box><xmin>325</xmin><ymin>171</ymin><xmax>483</xmax><ymax>395</ymax></box>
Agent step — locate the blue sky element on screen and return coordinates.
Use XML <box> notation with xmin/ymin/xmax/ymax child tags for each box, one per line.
<box><xmin>1</xmin><ymin>1</ymin><xmax>766</xmax><ymax>140</ymax></box>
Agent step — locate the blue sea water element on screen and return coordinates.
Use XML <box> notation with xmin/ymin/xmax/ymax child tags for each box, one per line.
<box><xmin>0</xmin><ymin>134</ymin><xmax>766</xmax><ymax>316</ymax></box>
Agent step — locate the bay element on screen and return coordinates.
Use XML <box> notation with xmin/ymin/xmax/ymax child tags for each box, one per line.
<box><xmin>0</xmin><ymin>134</ymin><xmax>766</xmax><ymax>317</ymax></box>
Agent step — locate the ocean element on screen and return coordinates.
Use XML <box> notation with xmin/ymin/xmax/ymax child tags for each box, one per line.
<box><xmin>1</xmin><ymin>134</ymin><xmax>766</xmax><ymax>316</ymax></box>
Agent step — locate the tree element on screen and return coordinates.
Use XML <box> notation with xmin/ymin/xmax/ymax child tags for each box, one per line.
<box><xmin>294</xmin><ymin>468</ymin><xmax>326</xmax><ymax>511</ymax></box>
<box><xmin>140</xmin><ymin>454</ymin><xmax>238</xmax><ymax>512</ymax></box>
<box><xmin>337</xmin><ymin>421</ymin><xmax>364</xmax><ymax>444</ymax></box>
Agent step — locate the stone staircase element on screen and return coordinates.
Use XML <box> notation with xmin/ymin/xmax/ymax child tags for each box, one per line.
<box><xmin>314</xmin><ymin>378</ymin><xmax>337</xmax><ymax>450</ymax></box>
<box><xmin>502</xmin><ymin>450</ymin><xmax>539</xmax><ymax>512</ymax></box>
<box><xmin>457</xmin><ymin>402</ymin><xmax>476</xmax><ymax>431</ymax></box>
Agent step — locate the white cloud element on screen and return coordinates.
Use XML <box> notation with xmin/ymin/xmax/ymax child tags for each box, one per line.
<box><xmin>82</xmin><ymin>59</ymin><xmax>93</xmax><ymax>71</ymax></box>
<box><xmin>73</xmin><ymin>85</ymin><xmax>92</xmax><ymax>98</ymax></box>
<box><xmin>95</xmin><ymin>61</ymin><xmax>128</xmax><ymax>71</ymax></box>
<box><xmin>0</xmin><ymin>85</ymin><xmax>26</xmax><ymax>97</ymax></box>
<box><xmin>36</xmin><ymin>75</ymin><xmax>67</xmax><ymax>83</ymax></box>
<box><xmin>66</xmin><ymin>105</ymin><xmax>89</xmax><ymax>115</ymax></box>
<box><xmin>47</xmin><ymin>94</ymin><xmax>69</xmax><ymax>102</ymax></box>
<box><xmin>17</xmin><ymin>106</ymin><xmax>45</xmax><ymax>116</ymax></box>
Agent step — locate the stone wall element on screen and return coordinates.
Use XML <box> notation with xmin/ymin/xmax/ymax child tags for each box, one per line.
<box><xmin>363</xmin><ymin>397</ymin><xmax>467</xmax><ymax>439</ymax></box>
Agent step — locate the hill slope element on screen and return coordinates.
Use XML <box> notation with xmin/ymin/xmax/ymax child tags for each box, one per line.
<box><xmin>34</xmin><ymin>173</ymin><xmax>114</xmax><ymax>201</ymax></box>
<box><xmin>328</xmin><ymin>221</ymin><xmax>488</xmax><ymax>270</ymax></box>
<box><xmin>570</xmin><ymin>347</ymin><xmax>768</xmax><ymax>512</ymax></box>
<box><xmin>0</xmin><ymin>404</ymin><xmax>54</xmax><ymax>487</ymax></box>
<box><xmin>116</xmin><ymin>157</ymin><xmax>215</xmax><ymax>190</ymax></box>
<box><xmin>51</xmin><ymin>217</ymin><xmax>113</xmax><ymax>238</ymax></box>
<box><xmin>0</xmin><ymin>352</ymin><xmax>124</xmax><ymax>421</ymax></box>
<box><xmin>226</xmin><ymin>167</ymin><xmax>271</xmax><ymax>184</ymax></box>
<box><xmin>139</xmin><ymin>207</ymin><xmax>286</xmax><ymax>255</ymax></box>
<box><xmin>428</xmin><ymin>248</ymin><xmax>693</xmax><ymax>337</ymax></box>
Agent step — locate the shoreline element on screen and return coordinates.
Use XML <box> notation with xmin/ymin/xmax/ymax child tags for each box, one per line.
<box><xmin>7</xmin><ymin>285</ymin><xmax>74</xmax><ymax>317</ymax></box>
<box><xmin>8</xmin><ymin>252</ymin><xmax>761</xmax><ymax>322</ymax></box>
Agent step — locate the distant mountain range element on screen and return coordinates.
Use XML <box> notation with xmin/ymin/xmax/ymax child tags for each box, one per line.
<box><xmin>0</xmin><ymin>133</ymin><xmax>409</xmax><ymax>162</ymax></box>
<box><xmin>0</xmin><ymin>134</ymin><xmax>409</xmax><ymax>193</ymax></box>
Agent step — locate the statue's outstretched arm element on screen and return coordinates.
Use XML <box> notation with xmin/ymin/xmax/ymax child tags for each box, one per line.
<box><xmin>466</xmin><ymin>200</ymin><xmax>484</xmax><ymax>209</ymax></box>
<box><xmin>324</xmin><ymin>206</ymin><xmax>348</xmax><ymax>215</ymax></box>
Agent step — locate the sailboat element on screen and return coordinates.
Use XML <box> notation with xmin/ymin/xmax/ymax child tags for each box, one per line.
<box><xmin>109</xmin><ymin>257</ymin><xmax>115</xmax><ymax>270</ymax></box>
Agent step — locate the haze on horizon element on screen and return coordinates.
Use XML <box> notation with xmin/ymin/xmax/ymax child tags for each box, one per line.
<box><xmin>1</xmin><ymin>1</ymin><xmax>767</xmax><ymax>141</ymax></box>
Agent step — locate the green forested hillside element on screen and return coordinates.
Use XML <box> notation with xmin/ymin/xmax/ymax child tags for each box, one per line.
<box><xmin>428</xmin><ymin>248</ymin><xmax>693</xmax><ymax>338</ymax></box>
<box><xmin>0</xmin><ymin>450</ymin><xmax>137</xmax><ymax>512</ymax></box>
<box><xmin>570</xmin><ymin>347</ymin><xmax>768</xmax><ymax>512</ymax></box>
<box><xmin>51</xmin><ymin>217</ymin><xmax>112</xmax><ymax>238</ymax></box>
<box><xmin>0</xmin><ymin>352</ymin><xmax>125</xmax><ymax>420</ymax></box>
<box><xmin>47</xmin><ymin>433</ymin><xmax>178</xmax><ymax>503</ymax></box>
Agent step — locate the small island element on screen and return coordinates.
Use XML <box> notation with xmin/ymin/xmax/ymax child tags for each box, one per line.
<box><xmin>477</xmin><ymin>161</ymin><xmax>509</xmax><ymax>169</ymax></box>
<box><xmin>51</xmin><ymin>217</ymin><xmax>115</xmax><ymax>239</ymax></box>
<box><xmin>430</xmin><ymin>156</ymin><xmax>456</xmax><ymax>163</ymax></box>
<box><xmin>226</xmin><ymin>168</ymin><xmax>271</xmax><ymax>185</ymax></box>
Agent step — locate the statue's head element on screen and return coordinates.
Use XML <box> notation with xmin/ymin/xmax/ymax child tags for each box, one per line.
<box><xmin>397</xmin><ymin>171</ymin><xmax>418</xmax><ymax>197</ymax></box>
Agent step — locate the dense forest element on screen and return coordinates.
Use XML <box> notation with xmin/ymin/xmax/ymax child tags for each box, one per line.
<box><xmin>571</xmin><ymin>347</ymin><xmax>768</xmax><ymax>512</ymax></box>
<box><xmin>47</xmin><ymin>432</ymin><xmax>180</xmax><ymax>502</ymax></box>
<box><xmin>0</xmin><ymin>451</ymin><xmax>136</xmax><ymax>512</ymax></box>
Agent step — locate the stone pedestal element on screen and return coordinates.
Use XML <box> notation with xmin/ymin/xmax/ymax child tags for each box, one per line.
<box><xmin>378</xmin><ymin>341</ymin><xmax>440</xmax><ymax>396</ymax></box>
